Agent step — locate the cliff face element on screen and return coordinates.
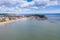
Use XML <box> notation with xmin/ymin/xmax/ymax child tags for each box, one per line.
<box><xmin>24</xmin><ymin>14</ymin><xmax>48</xmax><ymax>20</ymax></box>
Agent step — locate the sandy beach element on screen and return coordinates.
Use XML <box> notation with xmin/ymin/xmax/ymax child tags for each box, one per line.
<box><xmin>0</xmin><ymin>18</ymin><xmax>29</xmax><ymax>24</ymax></box>
<box><xmin>0</xmin><ymin>19</ymin><xmax>19</xmax><ymax>24</ymax></box>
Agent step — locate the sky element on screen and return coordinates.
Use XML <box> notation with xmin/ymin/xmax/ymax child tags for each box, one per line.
<box><xmin>0</xmin><ymin>0</ymin><xmax>60</xmax><ymax>14</ymax></box>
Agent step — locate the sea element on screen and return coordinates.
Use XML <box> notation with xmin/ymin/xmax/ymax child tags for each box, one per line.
<box><xmin>0</xmin><ymin>14</ymin><xmax>60</xmax><ymax>40</ymax></box>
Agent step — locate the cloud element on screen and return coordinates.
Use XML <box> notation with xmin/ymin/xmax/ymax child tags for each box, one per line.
<box><xmin>0</xmin><ymin>0</ymin><xmax>60</xmax><ymax>13</ymax></box>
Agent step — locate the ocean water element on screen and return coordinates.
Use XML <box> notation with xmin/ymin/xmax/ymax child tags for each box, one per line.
<box><xmin>0</xmin><ymin>15</ymin><xmax>60</xmax><ymax>40</ymax></box>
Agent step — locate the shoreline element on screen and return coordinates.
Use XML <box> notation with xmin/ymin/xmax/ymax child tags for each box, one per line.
<box><xmin>0</xmin><ymin>16</ymin><xmax>47</xmax><ymax>24</ymax></box>
<box><xmin>0</xmin><ymin>19</ymin><xmax>20</xmax><ymax>24</ymax></box>
<box><xmin>0</xmin><ymin>18</ymin><xmax>29</xmax><ymax>24</ymax></box>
